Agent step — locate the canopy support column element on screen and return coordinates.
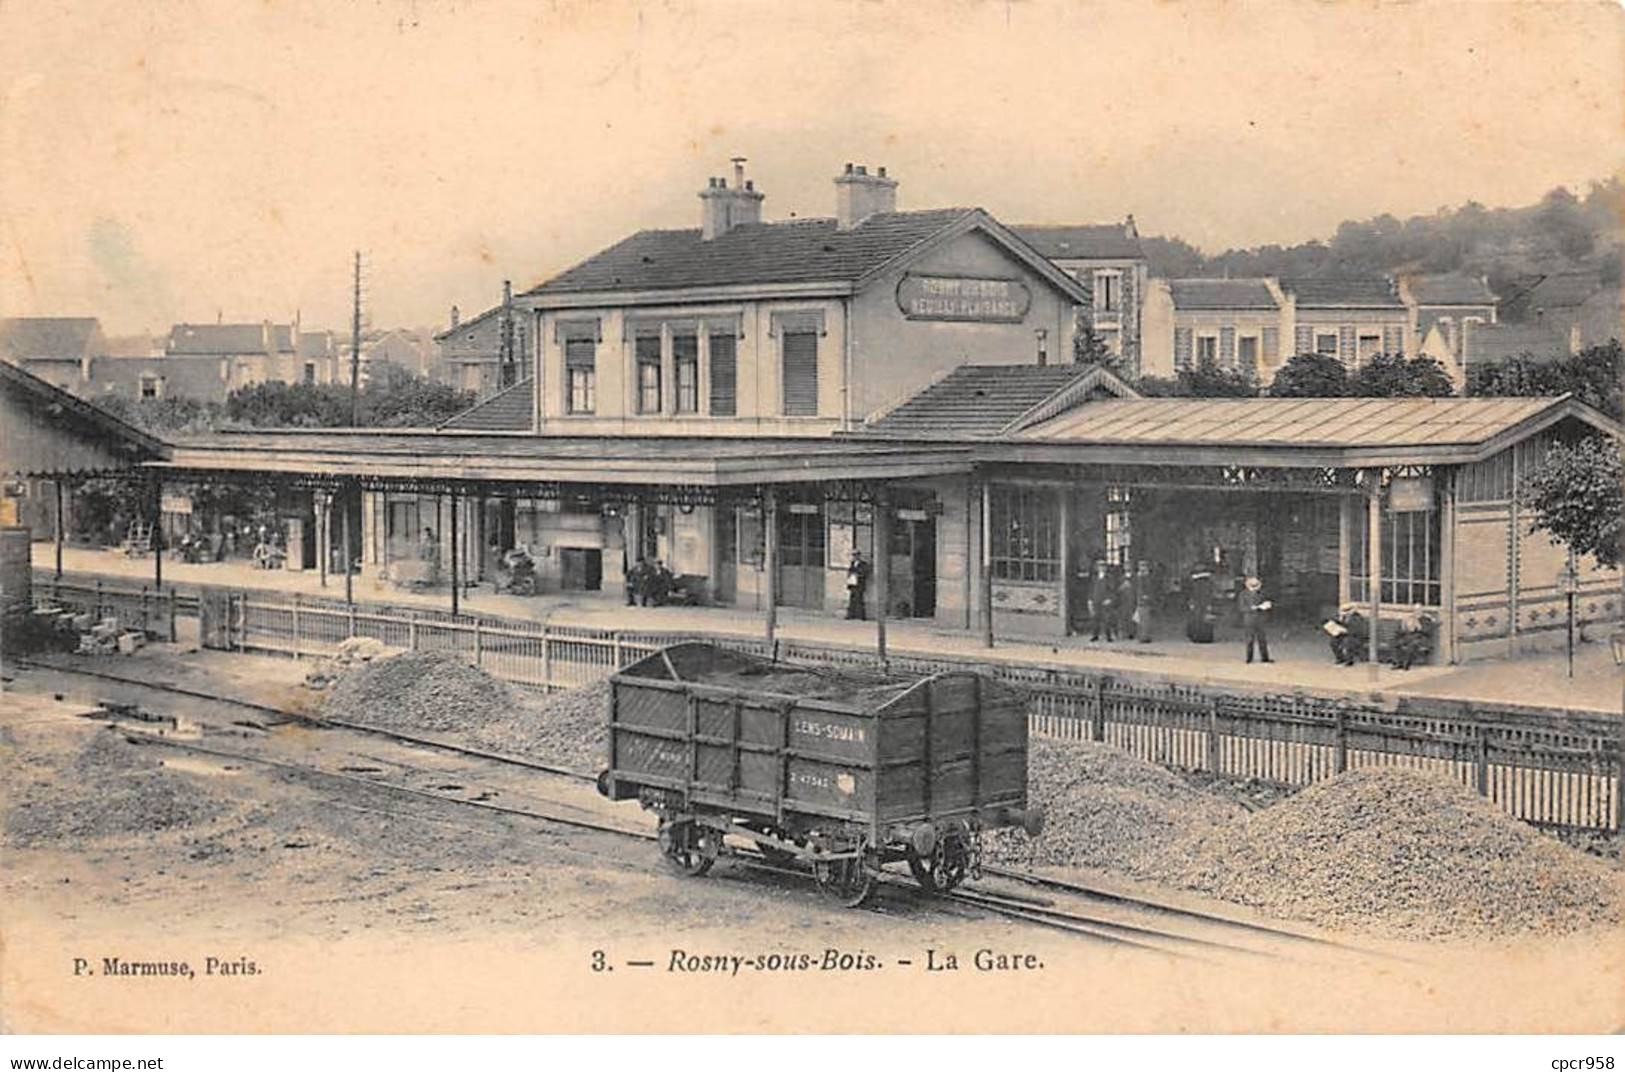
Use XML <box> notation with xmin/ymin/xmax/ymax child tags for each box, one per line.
<box><xmin>763</xmin><ymin>488</ymin><xmax>778</xmax><ymax>654</ymax></box>
<box><xmin>342</xmin><ymin>482</ymin><xmax>355</xmax><ymax>606</ymax></box>
<box><xmin>980</xmin><ymin>479</ymin><xmax>994</xmax><ymax>649</ymax></box>
<box><xmin>1367</xmin><ymin>469</ymin><xmax>1382</xmax><ymax>681</ymax></box>
<box><xmin>149</xmin><ymin>473</ymin><xmax>162</xmax><ymax>591</ymax></box>
<box><xmin>450</xmin><ymin>489</ymin><xmax>460</xmax><ymax>617</ymax></box>
<box><xmin>874</xmin><ymin>485</ymin><xmax>889</xmax><ymax>668</ymax></box>
<box><xmin>54</xmin><ymin>480</ymin><xmax>65</xmax><ymax>580</ymax></box>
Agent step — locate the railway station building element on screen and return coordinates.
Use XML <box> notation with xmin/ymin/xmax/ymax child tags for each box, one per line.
<box><xmin>45</xmin><ymin>160</ymin><xmax>1619</xmax><ymax>667</ymax></box>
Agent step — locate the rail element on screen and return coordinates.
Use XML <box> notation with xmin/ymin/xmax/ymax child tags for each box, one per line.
<box><xmin>30</xmin><ymin>571</ymin><xmax>1623</xmax><ymax>833</ymax></box>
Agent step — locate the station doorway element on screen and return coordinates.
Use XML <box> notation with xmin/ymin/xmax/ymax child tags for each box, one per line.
<box><xmin>776</xmin><ymin>501</ymin><xmax>826</xmax><ymax>609</ymax></box>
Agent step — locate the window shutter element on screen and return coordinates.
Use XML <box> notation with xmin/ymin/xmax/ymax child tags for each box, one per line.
<box><xmin>782</xmin><ymin>331</ymin><xmax>818</xmax><ymax>416</ymax></box>
<box><xmin>1294</xmin><ymin>325</ymin><xmax>1312</xmax><ymax>355</ymax></box>
<box><xmin>1219</xmin><ymin>326</ymin><xmax>1236</xmax><ymax>366</ymax></box>
<box><xmin>564</xmin><ymin>337</ymin><xmax>595</xmax><ymax>368</ymax></box>
<box><xmin>1262</xmin><ymin>326</ymin><xmax>1279</xmax><ymax>361</ymax></box>
<box><xmin>1173</xmin><ymin>327</ymin><xmax>1192</xmax><ymax>370</ymax></box>
<box><xmin>708</xmin><ymin>333</ymin><xmax>737</xmax><ymax>416</ymax></box>
<box><xmin>1384</xmin><ymin>325</ymin><xmax>1403</xmax><ymax>356</ymax></box>
<box><xmin>1339</xmin><ymin>325</ymin><xmax>1356</xmax><ymax>364</ymax></box>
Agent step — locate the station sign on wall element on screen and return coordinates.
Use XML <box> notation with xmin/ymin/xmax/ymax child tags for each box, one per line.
<box><xmin>896</xmin><ymin>274</ymin><xmax>1032</xmax><ymax>323</ymax></box>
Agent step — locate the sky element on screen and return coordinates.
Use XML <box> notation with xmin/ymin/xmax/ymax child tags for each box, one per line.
<box><xmin>1</xmin><ymin>0</ymin><xmax>1621</xmax><ymax>337</ymax></box>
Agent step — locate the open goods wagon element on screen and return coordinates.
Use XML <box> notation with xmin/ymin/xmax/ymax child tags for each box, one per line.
<box><xmin>596</xmin><ymin>642</ymin><xmax>1043</xmax><ymax>905</ymax></box>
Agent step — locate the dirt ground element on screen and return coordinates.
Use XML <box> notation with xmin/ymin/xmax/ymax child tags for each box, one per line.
<box><xmin>2</xmin><ymin>663</ymin><xmax>1622</xmax><ymax>1033</ymax></box>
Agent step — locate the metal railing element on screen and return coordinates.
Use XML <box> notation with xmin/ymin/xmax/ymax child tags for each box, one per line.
<box><xmin>32</xmin><ymin>571</ymin><xmax>1623</xmax><ymax>833</ymax></box>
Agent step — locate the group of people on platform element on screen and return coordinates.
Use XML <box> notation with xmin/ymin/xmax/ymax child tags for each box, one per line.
<box><xmin>625</xmin><ymin>556</ymin><xmax>678</xmax><ymax>607</ymax></box>
<box><xmin>1077</xmin><ymin>558</ymin><xmax>1160</xmax><ymax>644</ymax></box>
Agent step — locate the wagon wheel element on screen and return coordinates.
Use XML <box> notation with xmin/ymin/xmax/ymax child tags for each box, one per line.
<box><xmin>658</xmin><ymin>820</ymin><xmax>718</xmax><ymax>878</ymax></box>
<box><xmin>813</xmin><ymin>854</ymin><xmax>875</xmax><ymax>908</ymax></box>
<box><xmin>907</xmin><ymin>839</ymin><xmax>969</xmax><ymax>894</ymax></box>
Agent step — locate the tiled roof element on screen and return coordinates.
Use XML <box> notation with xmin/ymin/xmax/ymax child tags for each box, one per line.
<box><xmin>526</xmin><ymin>209</ymin><xmax>976</xmax><ymax>296</ymax></box>
<box><xmin>1017</xmin><ymin>396</ymin><xmax>1565</xmax><ymax>449</ymax></box>
<box><xmin>1462</xmin><ymin>322</ymin><xmax>1572</xmax><ymax>366</ymax></box>
<box><xmin>1407</xmin><ymin>273</ymin><xmax>1497</xmax><ymax>306</ymax></box>
<box><xmin>298</xmin><ymin>331</ymin><xmax>335</xmax><ymax>359</ymax></box>
<box><xmin>862</xmin><ymin>364</ymin><xmax>1103</xmax><ymax>438</ymax></box>
<box><xmin>0</xmin><ymin>317</ymin><xmax>102</xmax><ymax>361</ymax></box>
<box><xmin>1168</xmin><ymin>279</ymin><xmax>1279</xmax><ymax>311</ymax></box>
<box><xmin>1010</xmin><ymin>224</ymin><xmax>1144</xmax><ymax>261</ymax></box>
<box><xmin>166</xmin><ymin>323</ymin><xmax>296</xmax><ymax>355</ymax></box>
<box><xmin>1522</xmin><ymin>271</ymin><xmax>1604</xmax><ymax>310</ymax></box>
<box><xmin>1281</xmin><ymin>277</ymin><xmax>1403</xmax><ymax>309</ymax></box>
<box><xmin>438</xmin><ymin>376</ymin><xmax>533</xmax><ymax>432</ymax></box>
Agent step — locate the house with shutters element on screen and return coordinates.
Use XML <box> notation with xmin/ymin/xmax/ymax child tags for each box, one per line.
<box><xmin>1282</xmin><ymin>277</ymin><xmax>1412</xmax><ymax>367</ymax></box>
<box><xmin>1011</xmin><ymin>220</ymin><xmax>1147</xmax><ymax>375</ymax></box>
<box><xmin>1139</xmin><ymin>278</ymin><xmax>1287</xmax><ymax>381</ymax></box>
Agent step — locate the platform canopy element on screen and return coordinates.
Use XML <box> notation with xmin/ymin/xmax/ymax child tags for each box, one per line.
<box><xmin>987</xmin><ymin>394</ymin><xmax>1620</xmax><ymax>469</ymax></box>
<box><xmin>156</xmin><ymin>429</ymin><xmax>972</xmax><ymax>493</ymax></box>
<box><xmin>0</xmin><ymin>359</ymin><xmax>168</xmax><ymax>477</ymax></box>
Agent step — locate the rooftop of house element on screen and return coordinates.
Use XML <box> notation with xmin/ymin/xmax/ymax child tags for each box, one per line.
<box><xmin>0</xmin><ymin>317</ymin><xmax>103</xmax><ymax>361</ymax></box>
<box><xmin>860</xmin><ymin>363</ymin><xmax>1137</xmax><ymax>438</ymax></box>
<box><xmin>525</xmin><ymin>208</ymin><xmax>982</xmax><ymax>296</ymax></box>
<box><xmin>438</xmin><ymin>376</ymin><xmax>534</xmax><ymax>432</ymax></box>
<box><xmin>1009</xmin><ymin>222</ymin><xmax>1144</xmax><ymax>262</ymax></box>
<box><xmin>1406</xmin><ymin>273</ymin><xmax>1498</xmax><ymax>306</ymax></box>
<box><xmin>166</xmin><ymin>322</ymin><xmax>296</xmax><ymax>355</ymax></box>
<box><xmin>1168</xmin><ymin>279</ymin><xmax>1280</xmax><ymax>311</ymax></box>
<box><xmin>1517</xmin><ymin>270</ymin><xmax>1606</xmax><ymax>310</ymax></box>
<box><xmin>1280</xmin><ymin>277</ymin><xmax>1404</xmax><ymax>309</ymax></box>
<box><xmin>1461</xmin><ymin>321</ymin><xmax>1574</xmax><ymax>366</ymax></box>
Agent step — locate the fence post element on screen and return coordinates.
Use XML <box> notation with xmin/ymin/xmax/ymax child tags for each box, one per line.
<box><xmin>168</xmin><ymin>588</ymin><xmax>177</xmax><ymax>642</ymax></box>
<box><xmin>95</xmin><ymin>578</ymin><xmax>103</xmax><ymax>620</ymax></box>
<box><xmin>541</xmin><ymin>627</ymin><xmax>553</xmax><ymax>690</ymax></box>
<box><xmin>1334</xmin><ymin>703</ymin><xmax>1349</xmax><ymax>774</ymax></box>
<box><xmin>140</xmin><ymin>584</ymin><xmax>149</xmax><ymax>635</ymax></box>
<box><xmin>473</xmin><ymin>617</ymin><xmax>483</xmax><ymax>668</ymax></box>
<box><xmin>1206</xmin><ymin>695</ymin><xmax>1222</xmax><ymax>775</ymax></box>
<box><xmin>347</xmin><ymin>601</ymin><xmax>357</xmax><ymax>640</ymax></box>
<box><xmin>1090</xmin><ymin>676</ymin><xmax>1106</xmax><ymax>742</ymax></box>
<box><xmin>290</xmin><ymin>593</ymin><xmax>301</xmax><ymax>661</ymax></box>
<box><xmin>408</xmin><ymin>610</ymin><xmax>419</xmax><ymax>651</ymax></box>
<box><xmin>1475</xmin><ymin>730</ymin><xmax>1490</xmax><ymax>797</ymax></box>
<box><xmin>613</xmin><ymin>632</ymin><xmax>624</xmax><ymax>670</ymax></box>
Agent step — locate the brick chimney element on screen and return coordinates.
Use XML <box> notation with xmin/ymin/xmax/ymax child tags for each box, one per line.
<box><xmin>450</xmin><ymin>305</ymin><xmax>460</xmax><ymax>329</ymax></box>
<box><xmin>700</xmin><ymin>157</ymin><xmax>764</xmax><ymax>240</ymax></box>
<box><xmin>835</xmin><ymin>163</ymin><xmax>897</xmax><ymax>230</ymax></box>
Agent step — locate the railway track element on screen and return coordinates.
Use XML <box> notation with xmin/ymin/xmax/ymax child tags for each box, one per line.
<box><xmin>10</xmin><ymin>657</ymin><xmax>1377</xmax><ymax>963</ymax></box>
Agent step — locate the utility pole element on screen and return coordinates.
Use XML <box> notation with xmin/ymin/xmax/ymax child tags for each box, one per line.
<box><xmin>349</xmin><ymin>250</ymin><xmax>363</xmax><ymax>426</ymax></box>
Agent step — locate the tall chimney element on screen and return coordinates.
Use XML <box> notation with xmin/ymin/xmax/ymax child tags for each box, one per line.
<box><xmin>835</xmin><ymin>162</ymin><xmax>898</xmax><ymax>230</ymax></box>
<box><xmin>700</xmin><ymin>158</ymin><xmax>765</xmax><ymax>240</ymax></box>
<box><xmin>450</xmin><ymin>305</ymin><xmax>460</xmax><ymax>329</ymax></box>
<box><xmin>503</xmin><ymin>279</ymin><xmax>513</xmax><ymax>306</ymax></box>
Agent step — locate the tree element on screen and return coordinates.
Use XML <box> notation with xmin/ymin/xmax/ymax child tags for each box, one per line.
<box><xmin>220</xmin><ymin>364</ymin><xmax>476</xmax><ymax>429</ymax></box>
<box><xmin>1134</xmin><ymin>357</ymin><xmax>1256</xmax><ymax>398</ymax></box>
<box><xmin>1468</xmin><ymin>341</ymin><xmax>1622</xmax><ymax>422</ymax></box>
<box><xmin>1348</xmin><ymin>352</ymin><xmax>1456</xmax><ymax>397</ymax></box>
<box><xmin>1523</xmin><ymin>438</ymin><xmax>1622</xmax><ymax>569</ymax></box>
<box><xmin>359</xmin><ymin>361</ymin><xmax>476</xmax><ymax>427</ymax></box>
<box><xmin>1269</xmin><ymin>353</ymin><xmax>1350</xmax><ymax>397</ymax></box>
<box><xmin>1073</xmin><ymin>323</ymin><xmax>1112</xmax><ymax>366</ymax></box>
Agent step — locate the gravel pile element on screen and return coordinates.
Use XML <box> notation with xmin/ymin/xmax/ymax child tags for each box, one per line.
<box><xmin>1153</xmin><ymin>766</ymin><xmax>1625</xmax><ymax>940</ymax></box>
<box><xmin>6</xmin><ymin>727</ymin><xmax>234</xmax><ymax>846</ymax></box>
<box><xmin>319</xmin><ymin>651</ymin><xmax>609</xmax><ymax>771</ymax></box>
<box><xmin>985</xmin><ymin>738</ymin><xmax>1244</xmax><ymax>875</ymax></box>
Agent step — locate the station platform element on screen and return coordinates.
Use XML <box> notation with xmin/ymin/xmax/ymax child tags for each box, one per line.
<box><xmin>31</xmin><ymin>542</ymin><xmax>1621</xmax><ymax>714</ymax></box>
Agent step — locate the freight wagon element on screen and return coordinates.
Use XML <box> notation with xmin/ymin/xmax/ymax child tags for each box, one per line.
<box><xmin>596</xmin><ymin>643</ymin><xmax>1043</xmax><ymax>905</ymax></box>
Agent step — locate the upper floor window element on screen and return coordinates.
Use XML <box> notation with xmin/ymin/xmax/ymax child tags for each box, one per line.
<box><xmin>139</xmin><ymin>374</ymin><xmax>161</xmax><ymax>400</ymax></box>
<box><xmin>1236</xmin><ymin>335</ymin><xmax>1259</xmax><ymax>370</ymax></box>
<box><xmin>1357</xmin><ymin>333</ymin><xmax>1382</xmax><ymax>361</ymax></box>
<box><xmin>303</xmin><ymin>361</ymin><xmax>317</xmax><ymax>385</ymax></box>
<box><xmin>1314</xmin><ymin>332</ymin><xmax>1339</xmax><ymax>356</ymax></box>
<box><xmin>1094</xmin><ymin>271</ymin><xmax>1121</xmax><ymax>314</ymax></box>
<box><xmin>708</xmin><ymin>332</ymin><xmax>737</xmax><ymax>416</ymax></box>
<box><xmin>565</xmin><ymin>334</ymin><xmax>596</xmax><ymax>414</ymax></box>
<box><xmin>782</xmin><ymin>331</ymin><xmax>818</xmax><ymax>416</ymax></box>
<box><xmin>673</xmin><ymin>332</ymin><xmax>699</xmax><ymax>414</ymax></box>
<box><xmin>1195</xmin><ymin>334</ymin><xmax>1219</xmax><ymax>364</ymax></box>
<box><xmin>635</xmin><ymin>335</ymin><xmax>662</xmax><ymax>414</ymax></box>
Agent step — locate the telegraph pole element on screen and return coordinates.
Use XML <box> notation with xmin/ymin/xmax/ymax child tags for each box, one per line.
<box><xmin>349</xmin><ymin>250</ymin><xmax>363</xmax><ymax>426</ymax></box>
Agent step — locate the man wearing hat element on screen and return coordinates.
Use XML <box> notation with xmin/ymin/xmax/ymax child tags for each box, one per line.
<box><xmin>1239</xmin><ymin>575</ymin><xmax>1274</xmax><ymax>664</ymax></box>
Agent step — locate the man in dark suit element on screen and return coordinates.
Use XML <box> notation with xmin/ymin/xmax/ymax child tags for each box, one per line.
<box><xmin>1240</xmin><ymin>575</ymin><xmax>1273</xmax><ymax>664</ymax></box>
<box><xmin>1087</xmin><ymin>560</ymin><xmax>1115</xmax><ymax>642</ymax></box>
